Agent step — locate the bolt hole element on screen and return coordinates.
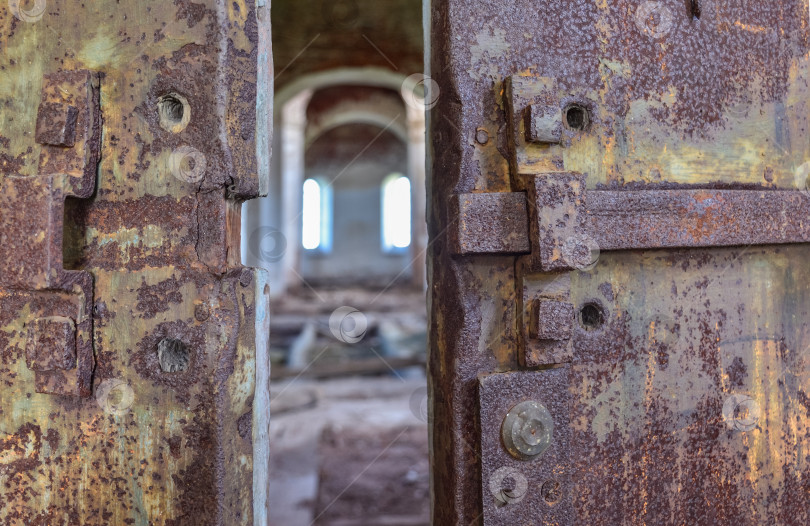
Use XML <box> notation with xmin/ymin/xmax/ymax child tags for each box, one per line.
<box><xmin>690</xmin><ymin>0</ymin><xmax>701</xmax><ymax>19</ymax></box>
<box><xmin>158</xmin><ymin>93</ymin><xmax>190</xmax><ymax>133</ymax></box>
<box><xmin>564</xmin><ymin>104</ymin><xmax>589</xmax><ymax>131</ymax></box>
<box><xmin>160</xmin><ymin>95</ymin><xmax>184</xmax><ymax>122</ymax></box>
<box><xmin>157</xmin><ymin>338</ymin><xmax>190</xmax><ymax>373</ymax></box>
<box><xmin>579</xmin><ymin>302</ymin><xmax>605</xmax><ymax>331</ymax></box>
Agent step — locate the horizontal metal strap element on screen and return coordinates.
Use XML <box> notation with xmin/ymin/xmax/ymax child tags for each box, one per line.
<box><xmin>451</xmin><ymin>177</ymin><xmax>810</xmax><ymax>265</ymax></box>
<box><xmin>586</xmin><ymin>189</ymin><xmax>810</xmax><ymax>250</ymax></box>
<box><xmin>520</xmin><ymin>172</ymin><xmax>810</xmax><ymax>271</ymax></box>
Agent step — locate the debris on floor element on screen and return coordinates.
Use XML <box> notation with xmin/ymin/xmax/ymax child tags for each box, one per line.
<box><xmin>269</xmin><ymin>376</ymin><xmax>429</xmax><ymax>526</ymax></box>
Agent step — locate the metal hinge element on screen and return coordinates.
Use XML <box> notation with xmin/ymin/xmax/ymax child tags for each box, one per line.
<box><xmin>0</xmin><ymin>70</ymin><xmax>101</xmax><ymax>397</ymax></box>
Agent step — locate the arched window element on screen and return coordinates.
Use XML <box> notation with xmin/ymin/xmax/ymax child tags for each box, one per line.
<box><xmin>302</xmin><ymin>177</ymin><xmax>332</xmax><ymax>251</ymax></box>
<box><xmin>381</xmin><ymin>174</ymin><xmax>411</xmax><ymax>252</ymax></box>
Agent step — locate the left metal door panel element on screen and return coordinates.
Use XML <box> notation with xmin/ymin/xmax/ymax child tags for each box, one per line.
<box><xmin>0</xmin><ymin>2</ymin><xmax>270</xmax><ymax>524</ymax></box>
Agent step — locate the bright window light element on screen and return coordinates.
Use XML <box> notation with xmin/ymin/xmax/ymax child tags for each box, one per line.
<box><xmin>382</xmin><ymin>175</ymin><xmax>411</xmax><ymax>251</ymax></box>
<box><xmin>302</xmin><ymin>178</ymin><xmax>322</xmax><ymax>250</ymax></box>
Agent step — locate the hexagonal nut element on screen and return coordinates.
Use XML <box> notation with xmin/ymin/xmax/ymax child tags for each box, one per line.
<box><xmin>35</xmin><ymin>102</ymin><xmax>80</xmax><ymax>147</ymax></box>
<box><xmin>25</xmin><ymin>316</ymin><xmax>77</xmax><ymax>372</ymax></box>
<box><xmin>501</xmin><ymin>400</ymin><xmax>554</xmax><ymax>460</ymax></box>
<box><xmin>525</xmin><ymin>104</ymin><xmax>562</xmax><ymax>144</ymax></box>
<box><xmin>530</xmin><ymin>300</ymin><xmax>574</xmax><ymax>341</ymax></box>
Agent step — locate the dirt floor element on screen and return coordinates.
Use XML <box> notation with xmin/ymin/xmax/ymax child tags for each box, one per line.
<box><xmin>267</xmin><ymin>285</ymin><xmax>429</xmax><ymax>525</ymax></box>
<box><xmin>269</xmin><ymin>376</ymin><xmax>430</xmax><ymax>526</ymax></box>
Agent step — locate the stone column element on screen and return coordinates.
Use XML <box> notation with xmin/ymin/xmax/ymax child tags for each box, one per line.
<box><xmin>278</xmin><ymin>89</ymin><xmax>313</xmax><ymax>293</ymax></box>
<box><xmin>406</xmin><ymin>104</ymin><xmax>428</xmax><ymax>289</ymax></box>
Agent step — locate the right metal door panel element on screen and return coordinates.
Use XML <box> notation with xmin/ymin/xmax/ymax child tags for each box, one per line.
<box><xmin>428</xmin><ymin>1</ymin><xmax>810</xmax><ymax>524</ymax></box>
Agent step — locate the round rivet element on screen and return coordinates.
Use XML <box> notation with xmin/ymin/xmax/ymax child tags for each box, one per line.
<box><xmin>194</xmin><ymin>303</ymin><xmax>210</xmax><ymax>322</ymax></box>
<box><xmin>501</xmin><ymin>400</ymin><xmax>553</xmax><ymax>460</ymax></box>
<box><xmin>475</xmin><ymin>127</ymin><xmax>490</xmax><ymax>145</ymax></box>
<box><xmin>541</xmin><ymin>479</ymin><xmax>562</xmax><ymax>505</ymax></box>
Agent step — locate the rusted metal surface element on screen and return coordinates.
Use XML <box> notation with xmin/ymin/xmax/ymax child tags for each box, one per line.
<box><xmin>429</xmin><ymin>0</ymin><xmax>810</xmax><ymax>524</ymax></box>
<box><xmin>35</xmin><ymin>102</ymin><xmax>79</xmax><ymax>147</ymax></box>
<box><xmin>529</xmin><ymin>300</ymin><xmax>574</xmax><ymax>342</ymax></box>
<box><xmin>586</xmin><ymin>187</ymin><xmax>810</xmax><ymax>250</ymax></box>
<box><xmin>525</xmin><ymin>104</ymin><xmax>562</xmax><ymax>145</ymax></box>
<box><xmin>520</xmin><ymin>172</ymin><xmax>587</xmax><ymax>272</ymax></box>
<box><xmin>449</xmin><ymin>192</ymin><xmax>531</xmax><ymax>255</ymax></box>
<box><xmin>0</xmin><ymin>2</ymin><xmax>269</xmax><ymax>524</ymax></box>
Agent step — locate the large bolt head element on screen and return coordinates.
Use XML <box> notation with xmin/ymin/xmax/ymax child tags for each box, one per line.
<box><xmin>501</xmin><ymin>400</ymin><xmax>553</xmax><ymax>460</ymax></box>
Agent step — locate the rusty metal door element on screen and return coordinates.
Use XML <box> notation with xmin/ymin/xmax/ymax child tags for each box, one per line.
<box><xmin>429</xmin><ymin>1</ymin><xmax>810</xmax><ymax>524</ymax></box>
<box><xmin>0</xmin><ymin>2</ymin><xmax>270</xmax><ymax>524</ymax></box>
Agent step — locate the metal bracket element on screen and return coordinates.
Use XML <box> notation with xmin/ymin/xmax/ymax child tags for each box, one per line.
<box><xmin>478</xmin><ymin>368</ymin><xmax>572</xmax><ymax>525</ymax></box>
<box><xmin>518</xmin><ymin>272</ymin><xmax>574</xmax><ymax>367</ymax></box>
<box><xmin>449</xmin><ymin>193</ymin><xmax>531</xmax><ymax>256</ymax></box>
<box><xmin>505</xmin><ymin>75</ymin><xmax>563</xmax><ymax>176</ymax></box>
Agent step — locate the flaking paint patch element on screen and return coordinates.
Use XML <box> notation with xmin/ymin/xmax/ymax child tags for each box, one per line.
<box><xmin>468</xmin><ymin>25</ymin><xmax>510</xmax><ymax>82</ymax></box>
<box><xmin>471</xmin><ymin>260</ymin><xmax>517</xmax><ymax>366</ymax></box>
<box><xmin>77</xmin><ymin>33</ymin><xmax>122</xmax><ymax>69</ymax></box>
<box><xmin>88</xmin><ymin>224</ymin><xmax>168</xmax><ymax>251</ymax></box>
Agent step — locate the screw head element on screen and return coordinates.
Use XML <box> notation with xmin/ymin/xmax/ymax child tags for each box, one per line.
<box><xmin>475</xmin><ymin>128</ymin><xmax>490</xmax><ymax>145</ymax></box>
<box><xmin>194</xmin><ymin>303</ymin><xmax>210</xmax><ymax>322</ymax></box>
<box><xmin>239</xmin><ymin>268</ymin><xmax>253</xmax><ymax>287</ymax></box>
<box><xmin>501</xmin><ymin>400</ymin><xmax>554</xmax><ymax>460</ymax></box>
<box><xmin>541</xmin><ymin>479</ymin><xmax>562</xmax><ymax>504</ymax></box>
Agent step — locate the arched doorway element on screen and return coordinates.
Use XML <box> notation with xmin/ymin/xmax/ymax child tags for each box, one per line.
<box><xmin>241</xmin><ymin>69</ymin><xmax>427</xmax><ymax>296</ymax></box>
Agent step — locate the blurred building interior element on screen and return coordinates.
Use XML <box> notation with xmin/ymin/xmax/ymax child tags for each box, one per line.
<box><xmin>240</xmin><ymin>1</ymin><xmax>429</xmax><ymax>524</ymax></box>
